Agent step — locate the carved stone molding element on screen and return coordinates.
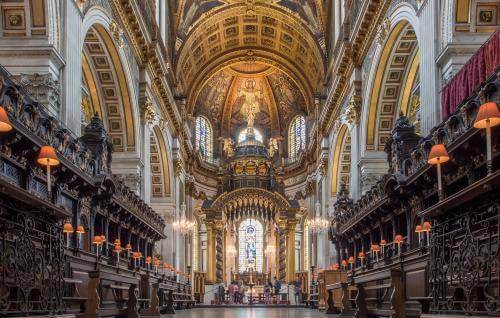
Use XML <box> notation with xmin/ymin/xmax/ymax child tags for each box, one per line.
<box><xmin>140</xmin><ymin>97</ymin><xmax>157</xmax><ymax>126</ymax></box>
<box><xmin>115</xmin><ymin>173</ymin><xmax>142</xmax><ymax>195</ymax></box>
<box><xmin>16</xmin><ymin>73</ymin><xmax>60</xmax><ymax>113</ymax></box>
<box><xmin>109</xmin><ymin>21</ymin><xmax>125</xmax><ymax>49</ymax></box>
<box><xmin>360</xmin><ymin>173</ymin><xmax>382</xmax><ymax>194</ymax></box>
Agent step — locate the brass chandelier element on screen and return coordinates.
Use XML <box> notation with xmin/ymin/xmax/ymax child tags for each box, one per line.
<box><xmin>173</xmin><ymin>203</ymin><xmax>195</xmax><ymax>235</ymax></box>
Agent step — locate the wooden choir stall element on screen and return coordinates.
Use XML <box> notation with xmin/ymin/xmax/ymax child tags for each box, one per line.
<box><xmin>0</xmin><ymin>66</ymin><xmax>194</xmax><ymax>317</ymax></box>
<box><xmin>327</xmin><ymin>69</ymin><xmax>500</xmax><ymax>317</ymax></box>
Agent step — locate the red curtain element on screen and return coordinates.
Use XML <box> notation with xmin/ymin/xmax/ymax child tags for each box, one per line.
<box><xmin>441</xmin><ymin>31</ymin><xmax>500</xmax><ymax>118</ymax></box>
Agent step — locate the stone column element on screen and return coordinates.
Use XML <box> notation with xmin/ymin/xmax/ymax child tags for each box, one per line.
<box><xmin>61</xmin><ymin>0</ymin><xmax>83</xmax><ymax>134</ymax></box>
<box><xmin>205</xmin><ymin>223</ymin><xmax>216</xmax><ymax>284</ymax></box>
<box><xmin>285</xmin><ymin>221</ymin><xmax>297</xmax><ymax>283</ymax></box>
<box><xmin>417</xmin><ymin>0</ymin><xmax>440</xmax><ymax>135</ymax></box>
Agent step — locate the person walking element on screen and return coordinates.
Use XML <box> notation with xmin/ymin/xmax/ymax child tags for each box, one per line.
<box><xmin>294</xmin><ymin>278</ymin><xmax>302</xmax><ymax>305</ymax></box>
<box><xmin>274</xmin><ymin>277</ymin><xmax>282</xmax><ymax>303</ymax></box>
<box><xmin>264</xmin><ymin>280</ymin><xmax>273</xmax><ymax>304</ymax></box>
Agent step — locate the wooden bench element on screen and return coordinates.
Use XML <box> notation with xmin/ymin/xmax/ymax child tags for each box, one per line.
<box><xmin>354</xmin><ymin>268</ymin><xmax>406</xmax><ymax>318</ymax></box>
<box><xmin>304</xmin><ymin>293</ymin><xmax>319</xmax><ymax>308</ymax></box>
<box><xmin>63</xmin><ymin>276</ymin><xmax>87</xmax><ymax>313</ymax></box>
<box><xmin>325</xmin><ymin>282</ymin><xmax>356</xmax><ymax>316</ymax></box>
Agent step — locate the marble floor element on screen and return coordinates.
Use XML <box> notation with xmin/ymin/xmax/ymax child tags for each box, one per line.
<box><xmin>163</xmin><ymin>307</ymin><xmax>326</xmax><ymax>317</ymax></box>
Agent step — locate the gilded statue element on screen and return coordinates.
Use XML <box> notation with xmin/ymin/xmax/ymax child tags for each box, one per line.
<box><xmin>223</xmin><ymin>138</ymin><xmax>234</xmax><ymax>158</ymax></box>
<box><xmin>238</xmin><ymin>79</ymin><xmax>261</xmax><ymax>128</ymax></box>
<box><xmin>268</xmin><ymin>138</ymin><xmax>278</xmax><ymax>157</ymax></box>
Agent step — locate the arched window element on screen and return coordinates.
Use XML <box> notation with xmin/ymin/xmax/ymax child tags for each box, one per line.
<box><xmin>195</xmin><ymin>116</ymin><xmax>213</xmax><ymax>161</ymax></box>
<box><xmin>238</xmin><ymin>128</ymin><xmax>263</xmax><ymax>143</ymax></box>
<box><xmin>289</xmin><ymin>115</ymin><xmax>306</xmax><ymax>161</ymax></box>
<box><xmin>238</xmin><ymin>219</ymin><xmax>264</xmax><ymax>273</ymax></box>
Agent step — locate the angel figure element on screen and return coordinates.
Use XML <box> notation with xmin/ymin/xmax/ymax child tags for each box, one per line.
<box><xmin>268</xmin><ymin>138</ymin><xmax>279</xmax><ymax>157</ymax></box>
<box><xmin>223</xmin><ymin>137</ymin><xmax>234</xmax><ymax>158</ymax></box>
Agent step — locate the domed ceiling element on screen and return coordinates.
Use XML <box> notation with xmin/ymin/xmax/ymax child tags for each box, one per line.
<box><xmin>193</xmin><ymin>61</ymin><xmax>308</xmax><ymax>139</ymax></box>
<box><xmin>174</xmin><ymin>0</ymin><xmax>328</xmax><ymax>125</ymax></box>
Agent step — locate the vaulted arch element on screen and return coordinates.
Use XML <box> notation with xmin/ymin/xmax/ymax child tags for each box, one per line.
<box><xmin>150</xmin><ymin>126</ymin><xmax>171</xmax><ymax>198</ymax></box>
<box><xmin>80</xmin><ymin>22</ymin><xmax>136</xmax><ymax>152</ymax></box>
<box><xmin>330</xmin><ymin>125</ymin><xmax>351</xmax><ymax>196</ymax></box>
<box><xmin>365</xmin><ymin>21</ymin><xmax>420</xmax><ymax>151</ymax></box>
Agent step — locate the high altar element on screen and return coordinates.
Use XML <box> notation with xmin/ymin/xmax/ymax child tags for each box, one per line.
<box><xmin>194</xmin><ymin>105</ymin><xmax>306</xmax><ymax>286</ymax></box>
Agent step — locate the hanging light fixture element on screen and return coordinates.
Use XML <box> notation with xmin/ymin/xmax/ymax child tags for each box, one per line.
<box><xmin>37</xmin><ymin>145</ymin><xmax>60</xmax><ymax>196</ymax></box>
<box><xmin>308</xmin><ymin>201</ymin><xmax>329</xmax><ymax>234</ymax></box>
<box><xmin>0</xmin><ymin>105</ymin><xmax>13</xmax><ymax>132</ymax></box>
<box><xmin>428</xmin><ymin>144</ymin><xmax>450</xmax><ymax>200</ymax></box>
<box><xmin>173</xmin><ymin>203</ymin><xmax>195</xmax><ymax>235</ymax></box>
<box><xmin>473</xmin><ymin>101</ymin><xmax>500</xmax><ymax>174</ymax></box>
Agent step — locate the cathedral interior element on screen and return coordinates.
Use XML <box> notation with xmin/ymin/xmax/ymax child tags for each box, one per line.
<box><xmin>0</xmin><ymin>0</ymin><xmax>499</xmax><ymax>317</ymax></box>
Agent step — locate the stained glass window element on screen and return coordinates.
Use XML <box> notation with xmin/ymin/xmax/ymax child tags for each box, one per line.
<box><xmin>195</xmin><ymin>116</ymin><xmax>213</xmax><ymax>161</ymax></box>
<box><xmin>289</xmin><ymin>115</ymin><xmax>306</xmax><ymax>161</ymax></box>
<box><xmin>238</xmin><ymin>219</ymin><xmax>263</xmax><ymax>273</ymax></box>
<box><xmin>238</xmin><ymin>128</ymin><xmax>263</xmax><ymax>143</ymax></box>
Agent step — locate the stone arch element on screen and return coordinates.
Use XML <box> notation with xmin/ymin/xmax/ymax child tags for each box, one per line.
<box><xmin>80</xmin><ymin>9</ymin><xmax>137</xmax><ymax>152</ymax></box>
<box><xmin>362</xmin><ymin>17</ymin><xmax>420</xmax><ymax>152</ymax></box>
<box><xmin>330</xmin><ymin>125</ymin><xmax>351</xmax><ymax>196</ymax></box>
<box><xmin>150</xmin><ymin>126</ymin><xmax>171</xmax><ymax>198</ymax></box>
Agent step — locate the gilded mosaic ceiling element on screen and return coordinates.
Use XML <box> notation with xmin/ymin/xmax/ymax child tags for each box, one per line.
<box><xmin>175</xmin><ymin>0</ymin><xmax>327</xmax><ymax>115</ymax></box>
<box><xmin>193</xmin><ymin>61</ymin><xmax>308</xmax><ymax>139</ymax></box>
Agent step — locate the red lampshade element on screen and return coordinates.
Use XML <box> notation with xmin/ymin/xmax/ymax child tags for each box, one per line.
<box><xmin>63</xmin><ymin>222</ymin><xmax>74</xmax><ymax>234</ymax></box>
<box><xmin>154</xmin><ymin>259</ymin><xmax>161</xmax><ymax>266</ymax></box>
<box><xmin>100</xmin><ymin>235</ymin><xmax>106</xmax><ymax>242</ymax></box>
<box><xmin>358</xmin><ymin>251</ymin><xmax>366</xmax><ymax>259</ymax></box>
<box><xmin>0</xmin><ymin>105</ymin><xmax>13</xmax><ymax>132</ymax></box>
<box><xmin>428</xmin><ymin>144</ymin><xmax>450</xmax><ymax>165</ymax></box>
<box><xmin>422</xmin><ymin>221</ymin><xmax>432</xmax><ymax>232</ymax></box>
<box><xmin>380</xmin><ymin>239</ymin><xmax>387</xmax><ymax>246</ymax></box>
<box><xmin>341</xmin><ymin>259</ymin><xmax>347</xmax><ymax>267</ymax></box>
<box><xmin>394</xmin><ymin>234</ymin><xmax>404</xmax><ymax>244</ymax></box>
<box><xmin>93</xmin><ymin>235</ymin><xmax>103</xmax><ymax>245</ymax></box>
<box><xmin>114</xmin><ymin>239</ymin><xmax>121</xmax><ymax>246</ymax></box>
<box><xmin>125</xmin><ymin>243</ymin><xmax>132</xmax><ymax>250</ymax></box>
<box><xmin>348</xmin><ymin>256</ymin><xmax>354</xmax><ymax>264</ymax></box>
<box><xmin>76</xmin><ymin>225</ymin><xmax>85</xmax><ymax>234</ymax></box>
<box><xmin>37</xmin><ymin>145</ymin><xmax>60</xmax><ymax>166</ymax></box>
<box><xmin>132</xmin><ymin>251</ymin><xmax>140</xmax><ymax>259</ymax></box>
<box><xmin>415</xmin><ymin>225</ymin><xmax>423</xmax><ymax>233</ymax></box>
<box><xmin>474</xmin><ymin>102</ymin><xmax>500</xmax><ymax>129</ymax></box>
<box><xmin>114</xmin><ymin>244</ymin><xmax>121</xmax><ymax>252</ymax></box>
<box><xmin>371</xmin><ymin>244</ymin><xmax>381</xmax><ymax>252</ymax></box>
<box><xmin>146</xmin><ymin>256</ymin><xmax>152</xmax><ymax>264</ymax></box>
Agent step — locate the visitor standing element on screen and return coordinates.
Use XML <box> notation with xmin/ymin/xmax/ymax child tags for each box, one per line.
<box><xmin>293</xmin><ymin>278</ymin><xmax>302</xmax><ymax>304</ymax></box>
<box><xmin>274</xmin><ymin>277</ymin><xmax>281</xmax><ymax>303</ymax></box>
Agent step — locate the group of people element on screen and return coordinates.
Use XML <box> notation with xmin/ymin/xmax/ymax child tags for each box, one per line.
<box><xmin>216</xmin><ymin>277</ymin><xmax>303</xmax><ymax>305</ymax></box>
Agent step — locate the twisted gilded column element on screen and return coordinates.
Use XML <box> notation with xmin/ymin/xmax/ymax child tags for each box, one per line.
<box><xmin>278</xmin><ymin>221</ymin><xmax>287</xmax><ymax>281</ymax></box>
<box><xmin>215</xmin><ymin>222</ymin><xmax>224</xmax><ymax>283</ymax></box>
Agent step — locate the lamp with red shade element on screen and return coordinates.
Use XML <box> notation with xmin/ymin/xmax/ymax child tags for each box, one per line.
<box><xmin>0</xmin><ymin>105</ymin><xmax>13</xmax><ymax>133</ymax></box>
<box><xmin>474</xmin><ymin>102</ymin><xmax>500</xmax><ymax>174</ymax></box>
<box><xmin>37</xmin><ymin>145</ymin><xmax>60</xmax><ymax>196</ymax></box>
<box><xmin>428</xmin><ymin>144</ymin><xmax>450</xmax><ymax>200</ymax></box>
